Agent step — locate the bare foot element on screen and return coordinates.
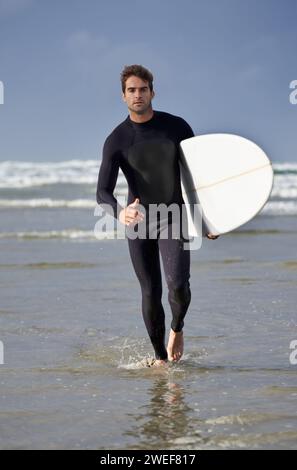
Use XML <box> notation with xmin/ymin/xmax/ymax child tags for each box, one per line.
<box><xmin>167</xmin><ymin>329</ymin><xmax>184</xmax><ymax>362</ymax></box>
<box><xmin>152</xmin><ymin>359</ymin><xmax>169</xmax><ymax>368</ymax></box>
<box><xmin>139</xmin><ymin>357</ymin><xmax>168</xmax><ymax>368</ymax></box>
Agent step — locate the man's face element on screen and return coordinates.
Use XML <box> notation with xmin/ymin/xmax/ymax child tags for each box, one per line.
<box><xmin>122</xmin><ymin>76</ymin><xmax>154</xmax><ymax>115</ymax></box>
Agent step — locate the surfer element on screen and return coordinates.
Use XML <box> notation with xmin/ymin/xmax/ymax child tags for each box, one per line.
<box><xmin>96</xmin><ymin>64</ymin><xmax>219</xmax><ymax>367</ymax></box>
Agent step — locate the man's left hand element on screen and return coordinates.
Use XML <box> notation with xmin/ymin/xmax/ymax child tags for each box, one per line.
<box><xmin>206</xmin><ymin>233</ymin><xmax>220</xmax><ymax>240</ymax></box>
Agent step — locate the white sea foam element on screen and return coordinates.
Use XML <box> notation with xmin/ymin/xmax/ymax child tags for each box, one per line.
<box><xmin>261</xmin><ymin>200</ymin><xmax>297</xmax><ymax>216</ymax></box>
<box><xmin>0</xmin><ymin>160</ymin><xmax>126</xmax><ymax>188</ymax></box>
<box><xmin>273</xmin><ymin>162</ymin><xmax>297</xmax><ymax>172</ymax></box>
<box><xmin>0</xmin><ymin>161</ymin><xmax>296</xmax><ymax>217</ymax></box>
<box><xmin>0</xmin><ymin>198</ymin><xmax>96</xmax><ymax>208</ymax></box>
<box><xmin>0</xmin><ymin>198</ymin><xmax>294</xmax><ymax>215</ymax></box>
<box><xmin>0</xmin><ymin>198</ymin><xmax>296</xmax><ymax>216</ymax></box>
<box><xmin>0</xmin><ymin>160</ymin><xmax>295</xmax><ymax>189</ymax></box>
<box><xmin>0</xmin><ymin>229</ymin><xmax>116</xmax><ymax>240</ymax></box>
<box><xmin>271</xmin><ymin>173</ymin><xmax>297</xmax><ymax>198</ymax></box>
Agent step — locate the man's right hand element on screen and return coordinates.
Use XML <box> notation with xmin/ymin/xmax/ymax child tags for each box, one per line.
<box><xmin>119</xmin><ymin>198</ymin><xmax>144</xmax><ymax>226</ymax></box>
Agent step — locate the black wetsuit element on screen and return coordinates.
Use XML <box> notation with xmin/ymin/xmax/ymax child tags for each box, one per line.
<box><xmin>96</xmin><ymin>111</ymin><xmax>194</xmax><ymax>359</ymax></box>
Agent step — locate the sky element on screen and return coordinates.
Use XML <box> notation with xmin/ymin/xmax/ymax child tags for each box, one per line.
<box><xmin>0</xmin><ymin>0</ymin><xmax>296</xmax><ymax>162</ymax></box>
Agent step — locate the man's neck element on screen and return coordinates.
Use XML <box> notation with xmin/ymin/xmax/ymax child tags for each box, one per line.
<box><xmin>129</xmin><ymin>108</ymin><xmax>154</xmax><ymax>123</ymax></box>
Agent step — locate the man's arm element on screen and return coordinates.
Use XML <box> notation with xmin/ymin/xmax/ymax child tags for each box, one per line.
<box><xmin>96</xmin><ymin>138</ymin><xmax>123</xmax><ymax>219</ymax></box>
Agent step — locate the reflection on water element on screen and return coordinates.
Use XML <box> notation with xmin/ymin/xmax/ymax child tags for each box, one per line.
<box><xmin>124</xmin><ymin>377</ymin><xmax>200</xmax><ymax>449</ymax></box>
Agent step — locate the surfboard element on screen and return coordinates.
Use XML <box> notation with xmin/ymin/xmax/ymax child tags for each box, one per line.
<box><xmin>179</xmin><ymin>133</ymin><xmax>274</xmax><ymax>237</ymax></box>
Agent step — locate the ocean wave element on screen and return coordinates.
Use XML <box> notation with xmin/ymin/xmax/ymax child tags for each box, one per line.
<box><xmin>0</xmin><ymin>229</ymin><xmax>117</xmax><ymax>240</ymax></box>
<box><xmin>270</xmin><ymin>171</ymin><xmax>297</xmax><ymax>198</ymax></box>
<box><xmin>0</xmin><ymin>160</ymin><xmax>296</xmax><ymax>188</ymax></box>
<box><xmin>273</xmin><ymin>162</ymin><xmax>297</xmax><ymax>174</ymax></box>
<box><xmin>0</xmin><ymin>161</ymin><xmax>296</xmax><ymax>215</ymax></box>
<box><xmin>261</xmin><ymin>200</ymin><xmax>297</xmax><ymax>216</ymax></box>
<box><xmin>0</xmin><ymin>198</ymin><xmax>96</xmax><ymax>208</ymax></box>
<box><xmin>0</xmin><ymin>160</ymin><xmax>127</xmax><ymax>188</ymax></box>
<box><xmin>0</xmin><ymin>198</ymin><xmax>296</xmax><ymax>215</ymax></box>
<box><xmin>271</xmin><ymin>187</ymin><xmax>297</xmax><ymax>199</ymax></box>
<box><xmin>0</xmin><ymin>194</ymin><xmax>128</xmax><ymax>208</ymax></box>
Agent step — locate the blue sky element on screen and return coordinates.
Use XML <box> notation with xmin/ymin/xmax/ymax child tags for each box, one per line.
<box><xmin>0</xmin><ymin>0</ymin><xmax>296</xmax><ymax>162</ymax></box>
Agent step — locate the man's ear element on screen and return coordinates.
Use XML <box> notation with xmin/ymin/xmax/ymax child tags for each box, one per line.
<box><xmin>152</xmin><ymin>90</ymin><xmax>155</xmax><ymax>99</ymax></box>
<box><xmin>122</xmin><ymin>92</ymin><xmax>126</xmax><ymax>103</ymax></box>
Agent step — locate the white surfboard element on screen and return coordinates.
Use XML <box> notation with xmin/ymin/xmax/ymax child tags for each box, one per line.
<box><xmin>179</xmin><ymin>134</ymin><xmax>274</xmax><ymax>237</ymax></box>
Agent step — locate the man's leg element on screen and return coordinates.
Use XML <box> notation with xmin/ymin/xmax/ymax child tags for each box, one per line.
<box><xmin>127</xmin><ymin>237</ymin><xmax>168</xmax><ymax>360</ymax></box>
<box><xmin>158</xmin><ymin>225</ymin><xmax>191</xmax><ymax>361</ymax></box>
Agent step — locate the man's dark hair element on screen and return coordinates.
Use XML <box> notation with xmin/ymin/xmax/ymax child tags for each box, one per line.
<box><xmin>121</xmin><ymin>64</ymin><xmax>154</xmax><ymax>93</ymax></box>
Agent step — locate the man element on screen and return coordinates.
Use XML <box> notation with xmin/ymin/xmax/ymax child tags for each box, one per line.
<box><xmin>96</xmin><ymin>64</ymin><xmax>219</xmax><ymax>367</ymax></box>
